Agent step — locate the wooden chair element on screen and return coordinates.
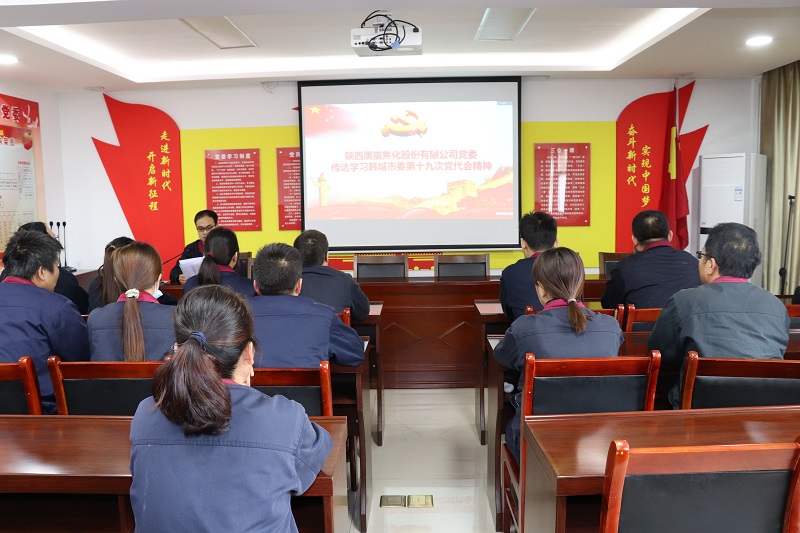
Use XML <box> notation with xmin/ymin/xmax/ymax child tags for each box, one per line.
<box><xmin>501</xmin><ymin>350</ymin><xmax>661</xmax><ymax>533</ymax></box>
<box><xmin>353</xmin><ymin>253</ymin><xmax>409</xmax><ymax>279</ymax></box>
<box><xmin>0</xmin><ymin>356</ymin><xmax>42</xmax><ymax>415</ymax></box>
<box><xmin>680</xmin><ymin>352</ymin><xmax>800</xmax><ymax>409</ymax></box>
<box><xmin>234</xmin><ymin>251</ymin><xmax>253</xmax><ymax>278</ymax></box>
<box><xmin>600</xmin><ymin>437</ymin><xmax>800</xmax><ymax>533</ymax></box>
<box><xmin>250</xmin><ymin>361</ymin><xmax>333</xmax><ymax>417</ymax></box>
<box><xmin>434</xmin><ymin>253</ymin><xmax>489</xmax><ymax>279</ymax></box>
<box><xmin>787</xmin><ymin>305</ymin><xmax>800</xmax><ymax>330</ymax></box>
<box><xmin>624</xmin><ymin>304</ymin><xmax>661</xmax><ymax>332</ymax></box>
<box><xmin>336</xmin><ymin>307</ymin><xmax>351</xmax><ymax>327</ymax></box>
<box><xmin>598</xmin><ymin>252</ymin><xmax>632</xmax><ymax>275</ymax></box>
<box><xmin>47</xmin><ymin>356</ymin><xmax>163</xmax><ymax>415</ymax></box>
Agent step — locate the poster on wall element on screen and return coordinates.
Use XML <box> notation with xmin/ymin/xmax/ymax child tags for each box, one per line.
<box><xmin>0</xmin><ymin>93</ymin><xmax>42</xmax><ymax>247</ymax></box>
<box><xmin>534</xmin><ymin>143</ymin><xmax>590</xmax><ymax>226</ymax></box>
<box><xmin>276</xmin><ymin>147</ymin><xmax>302</xmax><ymax>230</ymax></box>
<box><xmin>205</xmin><ymin>149</ymin><xmax>261</xmax><ymax>231</ymax></box>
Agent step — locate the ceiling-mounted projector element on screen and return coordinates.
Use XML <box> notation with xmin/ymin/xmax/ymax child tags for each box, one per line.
<box><xmin>351</xmin><ymin>10</ymin><xmax>422</xmax><ymax>56</ymax></box>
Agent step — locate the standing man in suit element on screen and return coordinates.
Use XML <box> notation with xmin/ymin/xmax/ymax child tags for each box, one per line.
<box><xmin>0</xmin><ymin>230</ymin><xmax>89</xmax><ymax>413</ymax></box>
<box><xmin>169</xmin><ymin>209</ymin><xmax>217</xmax><ymax>284</ymax></box>
<box><xmin>648</xmin><ymin>222</ymin><xmax>789</xmax><ymax>407</ymax></box>
<box><xmin>499</xmin><ymin>211</ymin><xmax>558</xmax><ymax>321</ymax></box>
<box><xmin>601</xmin><ymin>210</ymin><xmax>701</xmax><ymax>310</ymax></box>
<box><xmin>247</xmin><ymin>243</ymin><xmax>364</xmax><ymax>368</ymax></box>
<box><xmin>293</xmin><ymin>229</ymin><xmax>370</xmax><ymax>321</ymax></box>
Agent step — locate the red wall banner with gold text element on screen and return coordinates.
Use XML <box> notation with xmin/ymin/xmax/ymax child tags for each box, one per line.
<box><xmin>205</xmin><ymin>149</ymin><xmax>261</xmax><ymax>231</ymax></box>
<box><xmin>92</xmin><ymin>95</ymin><xmax>184</xmax><ymax>277</ymax></box>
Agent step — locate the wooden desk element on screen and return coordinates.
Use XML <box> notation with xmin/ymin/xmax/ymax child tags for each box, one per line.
<box><xmin>352</xmin><ymin>302</ymin><xmax>384</xmax><ymax>446</ymax></box>
<box><xmin>485</xmin><ymin>334</ymin><xmax>511</xmax><ymax>531</ymax></box>
<box><xmin>474</xmin><ymin>299</ymin><xmax>510</xmax><ymax>447</ymax></box>
<box><xmin>359</xmin><ymin>276</ymin><xmax>499</xmax><ymax>388</ymax></box>
<box><xmin>523</xmin><ymin>406</ymin><xmax>800</xmax><ymax>533</ymax></box>
<box><xmin>0</xmin><ymin>415</ymin><xmax>349</xmax><ymax>533</ymax></box>
<box><xmin>331</xmin><ymin>338</ymin><xmax>372</xmax><ymax>533</ymax></box>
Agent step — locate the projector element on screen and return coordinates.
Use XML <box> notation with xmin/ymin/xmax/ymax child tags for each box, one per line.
<box><xmin>351</xmin><ymin>25</ymin><xmax>423</xmax><ymax>57</ymax></box>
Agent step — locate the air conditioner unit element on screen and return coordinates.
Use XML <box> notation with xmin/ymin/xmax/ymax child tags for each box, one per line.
<box><xmin>351</xmin><ymin>25</ymin><xmax>422</xmax><ymax>57</ymax></box>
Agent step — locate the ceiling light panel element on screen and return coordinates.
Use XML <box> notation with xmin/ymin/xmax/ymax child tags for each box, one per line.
<box><xmin>475</xmin><ymin>8</ymin><xmax>535</xmax><ymax>41</ymax></box>
<box><xmin>180</xmin><ymin>16</ymin><xmax>256</xmax><ymax>50</ymax></box>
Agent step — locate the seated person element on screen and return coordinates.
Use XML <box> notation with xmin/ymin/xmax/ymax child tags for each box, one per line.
<box><xmin>293</xmin><ymin>229</ymin><xmax>370</xmax><ymax>320</ymax></box>
<box><xmin>248</xmin><ymin>243</ymin><xmax>365</xmax><ymax>368</ymax></box>
<box><xmin>494</xmin><ymin>247</ymin><xmax>623</xmax><ymax>464</ymax></box>
<box><xmin>184</xmin><ymin>227</ymin><xmax>254</xmax><ymax>298</ymax></box>
<box><xmin>87</xmin><ymin>236</ymin><xmax>176</xmax><ymax>313</ymax></box>
<box><xmin>649</xmin><ymin>222</ymin><xmax>790</xmax><ymax>408</ymax></box>
<box><xmin>130</xmin><ymin>284</ymin><xmax>332</xmax><ymax>532</ymax></box>
<box><xmin>169</xmin><ymin>209</ymin><xmax>217</xmax><ymax>284</ymax></box>
<box><xmin>0</xmin><ymin>229</ymin><xmax>89</xmax><ymax>413</ymax></box>
<box><xmin>601</xmin><ymin>209</ymin><xmax>700</xmax><ymax>310</ymax></box>
<box><xmin>88</xmin><ymin>241</ymin><xmax>175</xmax><ymax>361</ymax></box>
<box><xmin>499</xmin><ymin>211</ymin><xmax>558</xmax><ymax>321</ymax></box>
<box><xmin>0</xmin><ymin>221</ymin><xmax>89</xmax><ymax>313</ymax></box>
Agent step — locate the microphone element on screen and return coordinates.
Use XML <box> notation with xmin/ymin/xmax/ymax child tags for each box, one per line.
<box><xmin>162</xmin><ymin>251</ymin><xmax>184</xmax><ymax>265</ymax></box>
<box><xmin>49</xmin><ymin>221</ymin><xmax>54</xmax><ymax>233</ymax></box>
<box><xmin>789</xmin><ymin>195</ymin><xmax>796</xmax><ymax>201</ymax></box>
<box><xmin>61</xmin><ymin>221</ymin><xmax>76</xmax><ymax>272</ymax></box>
<box><xmin>54</xmin><ymin>222</ymin><xmax>62</xmax><ymax>266</ymax></box>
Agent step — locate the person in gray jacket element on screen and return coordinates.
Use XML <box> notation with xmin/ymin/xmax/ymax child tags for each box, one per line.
<box><xmin>648</xmin><ymin>222</ymin><xmax>790</xmax><ymax>408</ymax></box>
<box><xmin>494</xmin><ymin>247</ymin><xmax>623</xmax><ymax>464</ymax></box>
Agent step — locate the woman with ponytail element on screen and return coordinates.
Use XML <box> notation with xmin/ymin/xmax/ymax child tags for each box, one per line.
<box><xmin>493</xmin><ymin>247</ymin><xmax>623</xmax><ymax>464</ymax></box>
<box><xmin>87</xmin><ymin>236</ymin><xmax>177</xmax><ymax>313</ymax></box>
<box><xmin>183</xmin><ymin>226</ymin><xmax>255</xmax><ymax>298</ymax></box>
<box><xmin>87</xmin><ymin>241</ymin><xmax>175</xmax><ymax>361</ymax></box>
<box><xmin>130</xmin><ymin>285</ymin><xmax>332</xmax><ymax>532</ymax></box>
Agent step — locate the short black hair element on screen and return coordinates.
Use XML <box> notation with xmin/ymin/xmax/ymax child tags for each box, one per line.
<box><xmin>2</xmin><ymin>229</ymin><xmax>62</xmax><ymax>280</ymax></box>
<box><xmin>632</xmin><ymin>210</ymin><xmax>670</xmax><ymax>243</ymax></box>
<box><xmin>704</xmin><ymin>222</ymin><xmax>762</xmax><ymax>279</ymax></box>
<box><xmin>293</xmin><ymin>229</ymin><xmax>328</xmax><ymax>266</ymax></box>
<box><xmin>252</xmin><ymin>243</ymin><xmax>302</xmax><ymax>295</ymax></box>
<box><xmin>194</xmin><ymin>210</ymin><xmax>218</xmax><ymax>225</ymax></box>
<box><xmin>18</xmin><ymin>221</ymin><xmax>49</xmax><ymax>234</ymax></box>
<box><xmin>519</xmin><ymin>211</ymin><xmax>557</xmax><ymax>252</ymax></box>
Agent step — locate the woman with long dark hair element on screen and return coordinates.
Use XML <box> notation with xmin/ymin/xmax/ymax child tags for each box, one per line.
<box><xmin>87</xmin><ymin>241</ymin><xmax>175</xmax><ymax>361</ymax></box>
<box><xmin>130</xmin><ymin>285</ymin><xmax>331</xmax><ymax>532</ymax></box>
<box><xmin>183</xmin><ymin>226</ymin><xmax>254</xmax><ymax>298</ymax></box>
<box><xmin>493</xmin><ymin>247</ymin><xmax>623</xmax><ymax>464</ymax></box>
<box><xmin>87</xmin><ymin>236</ymin><xmax>176</xmax><ymax>313</ymax></box>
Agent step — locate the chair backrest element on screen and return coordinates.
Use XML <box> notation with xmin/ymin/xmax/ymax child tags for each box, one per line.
<box><xmin>600</xmin><ymin>438</ymin><xmax>800</xmax><ymax>533</ymax></box>
<box><xmin>524</xmin><ymin>305</ymin><xmax>538</xmax><ymax>315</ymax></box>
<box><xmin>235</xmin><ymin>251</ymin><xmax>253</xmax><ymax>278</ymax></box>
<box><xmin>47</xmin><ymin>356</ymin><xmax>163</xmax><ymax>415</ymax></box>
<box><xmin>0</xmin><ymin>356</ymin><xmax>42</xmax><ymax>415</ymax></box>
<box><xmin>598</xmin><ymin>252</ymin><xmax>632</xmax><ymax>275</ymax></box>
<box><xmin>250</xmin><ymin>361</ymin><xmax>333</xmax><ymax>417</ymax></box>
<box><xmin>624</xmin><ymin>305</ymin><xmax>661</xmax><ymax>332</ymax></box>
<box><xmin>353</xmin><ymin>253</ymin><xmax>409</xmax><ymax>279</ymax></box>
<box><xmin>336</xmin><ymin>308</ymin><xmax>351</xmax><ymax>326</ymax></box>
<box><xmin>434</xmin><ymin>253</ymin><xmax>489</xmax><ymax>279</ymax></box>
<box><xmin>521</xmin><ymin>351</ymin><xmax>661</xmax><ymax>417</ymax></box>
<box><xmin>680</xmin><ymin>352</ymin><xmax>800</xmax><ymax>409</ymax></box>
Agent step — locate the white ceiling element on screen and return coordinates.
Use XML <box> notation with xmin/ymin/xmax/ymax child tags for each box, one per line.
<box><xmin>1</xmin><ymin>0</ymin><xmax>799</xmax><ymax>93</ymax></box>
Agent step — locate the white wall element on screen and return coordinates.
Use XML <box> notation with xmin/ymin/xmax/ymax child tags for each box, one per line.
<box><xmin>30</xmin><ymin>77</ymin><xmax>761</xmax><ymax>268</ymax></box>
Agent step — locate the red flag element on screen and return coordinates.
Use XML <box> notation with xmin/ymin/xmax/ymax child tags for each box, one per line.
<box><xmin>658</xmin><ymin>85</ymin><xmax>690</xmax><ymax>249</ymax></box>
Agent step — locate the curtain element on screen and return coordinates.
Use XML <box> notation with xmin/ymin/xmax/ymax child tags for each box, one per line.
<box><xmin>762</xmin><ymin>60</ymin><xmax>800</xmax><ymax>294</ymax></box>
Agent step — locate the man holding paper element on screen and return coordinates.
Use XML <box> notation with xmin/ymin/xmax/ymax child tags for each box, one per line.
<box><xmin>169</xmin><ymin>210</ymin><xmax>217</xmax><ymax>284</ymax></box>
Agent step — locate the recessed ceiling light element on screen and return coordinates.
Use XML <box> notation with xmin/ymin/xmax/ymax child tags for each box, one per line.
<box><xmin>746</xmin><ymin>35</ymin><xmax>773</xmax><ymax>47</ymax></box>
<box><xmin>0</xmin><ymin>54</ymin><xmax>19</xmax><ymax>65</ymax></box>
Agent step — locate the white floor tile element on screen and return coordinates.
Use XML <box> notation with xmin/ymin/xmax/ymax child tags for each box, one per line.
<box><xmin>365</xmin><ymin>388</ymin><xmax>496</xmax><ymax>532</ymax></box>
